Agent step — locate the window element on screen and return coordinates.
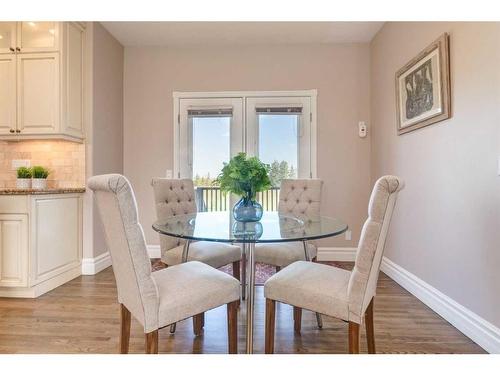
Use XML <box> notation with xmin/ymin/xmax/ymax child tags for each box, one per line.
<box><xmin>174</xmin><ymin>91</ymin><xmax>317</xmax><ymax>211</ymax></box>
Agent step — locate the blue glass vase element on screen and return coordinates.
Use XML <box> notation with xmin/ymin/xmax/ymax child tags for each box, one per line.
<box><xmin>233</xmin><ymin>196</ymin><xmax>263</xmax><ymax>222</ymax></box>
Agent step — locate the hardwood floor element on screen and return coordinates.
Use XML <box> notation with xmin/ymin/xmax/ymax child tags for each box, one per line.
<box><xmin>0</xmin><ymin>264</ymin><xmax>485</xmax><ymax>354</ymax></box>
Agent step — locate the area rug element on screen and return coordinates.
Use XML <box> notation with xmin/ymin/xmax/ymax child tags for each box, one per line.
<box><xmin>151</xmin><ymin>259</ymin><xmax>350</xmax><ymax>285</ymax></box>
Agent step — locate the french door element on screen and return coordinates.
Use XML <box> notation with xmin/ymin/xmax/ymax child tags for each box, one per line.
<box><xmin>175</xmin><ymin>91</ymin><xmax>316</xmax><ymax>210</ymax></box>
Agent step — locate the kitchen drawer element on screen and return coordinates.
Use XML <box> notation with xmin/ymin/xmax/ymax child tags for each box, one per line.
<box><xmin>0</xmin><ymin>195</ymin><xmax>30</xmax><ymax>214</ymax></box>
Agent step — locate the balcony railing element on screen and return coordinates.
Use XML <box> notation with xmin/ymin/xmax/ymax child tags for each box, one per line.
<box><xmin>194</xmin><ymin>186</ymin><xmax>280</xmax><ymax>212</ymax></box>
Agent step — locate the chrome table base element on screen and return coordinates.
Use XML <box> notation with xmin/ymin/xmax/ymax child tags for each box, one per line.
<box><xmin>244</xmin><ymin>242</ymin><xmax>256</xmax><ymax>354</ymax></box>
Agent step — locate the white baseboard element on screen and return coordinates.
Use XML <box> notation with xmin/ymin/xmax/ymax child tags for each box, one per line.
<box><xmin>81</xmin><ymin>251</ymin><xmax>112</xmax><ymax>275</ymax></box>
<box><xmin>317</xmin><ymin>247</ymin><xmax>357</xmax><ymax>261</ymax></box>
<box><xmin>147</xmin><ymin>245</ymin><xmax>161</xmax><ymax>259</ymax></box>
<box><xmin>381</xmin><ymin>256</ymin><xmax>500</xmax><ymax>354</ymax></box>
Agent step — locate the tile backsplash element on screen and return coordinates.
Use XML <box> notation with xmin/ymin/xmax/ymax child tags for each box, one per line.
<box><xmin>0</xmin><ymin>140</ymin><xmax>85</xmax><ymax>189</ymax></box>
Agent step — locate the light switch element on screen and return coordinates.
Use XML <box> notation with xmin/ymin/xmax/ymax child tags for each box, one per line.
<box><xmin>358</xmin><ymin>121</ymin><xmax>367</xmax><ymax>138</ymax></box>
<box><xmin>498</xmin><ymin>156</ymin><xmax>500</xmax><ymax>176</ymax></box>
<box><xmin>166</xmin><ymin>169</ymin><xmax>173</xmax><ymax>179</ymax></box>
<box><xmin>12</xmin><ymin>159</ymin><xmax>30</xmax><ymax>170</ymax></box>
<box><xmin>345</xmin><ymin>230</ymin><xmax>352</xmax><ymax>241</ymax></box>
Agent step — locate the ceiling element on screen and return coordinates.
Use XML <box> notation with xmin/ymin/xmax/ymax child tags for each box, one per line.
<box><xmin>101</xmin><ymin>22</ymin><xmax>384</xmax><ymax>47</ymax></box>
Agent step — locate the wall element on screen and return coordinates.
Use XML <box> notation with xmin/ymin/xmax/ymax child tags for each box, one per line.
<box><xmin>124</xmin><ymin>43</ymin><xmax>371</xmax><ymax>246</ymax></box>
<box><xmin>370</xmin><ymin>22</ymin><xmax>500</xmax><ymax>328</ymax></box>
<box><xmin>0</xmin><ymin>140</ymin><xmax>85</xmax><ymax>188</ymax></box>
<box><xmin>90</xmin><ymin>23</ymin><xmax>124</xmax><ymax>257</ymax></box>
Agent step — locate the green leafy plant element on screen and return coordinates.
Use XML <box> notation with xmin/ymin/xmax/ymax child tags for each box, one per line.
<box><xmin>31</xmin><ymin>166</ymin><xmax>50</xmax><ymax>179</ymax></box>
<box><xmin>216</xmin><ymin>152</ymin><xmax>271</xmax><ymax>200</ymax></box>
<box><xmin>16</xmin><ymin>166</ymin><xmax>32</xmax><ymax>179</ymax></box>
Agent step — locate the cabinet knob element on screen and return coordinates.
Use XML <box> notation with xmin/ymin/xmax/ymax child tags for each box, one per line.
<box><xmin>15</xmin><ymin>47</ymin><xmax>20</xmax><ymax>52</ymax></box>
<box><xmin>15</xmin><ymin>129</ymin><xmax>21</xmax><ymax>133</ymax></box>
<box><xmin>9</xmin><ymin>47</ymin><xmax>15</xmax><ymax>52</ymax></box>
<box><xmin>9</xmin><ymin>129</ymin><xmax>15</xmax><ymax>133</ymax></box>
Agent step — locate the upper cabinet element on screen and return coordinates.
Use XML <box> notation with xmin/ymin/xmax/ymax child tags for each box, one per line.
<box><xmin>0</xmin><ymin>22</ymin><xmax>85</xmax><ymax>142</ymax></box>
<box><xmin>0</xmin><ymin>22</ymin><xmax>16</xmax><ymax>54</ymax></box>
<box><xmin>18</xmin><ymin>22</ymin><xmax>60</xmax><ymax>53</ymax></box>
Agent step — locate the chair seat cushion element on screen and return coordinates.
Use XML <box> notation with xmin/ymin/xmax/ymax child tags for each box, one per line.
<box><xmin>255</xmin><ymin>242</ymin><xmax>317</xmax><ymax>267</ymax></box>
<box><xmin>264</xmin><ymin>260</ymin><xmax>351</xmax><ymax>321</ymax></box>
<box><xmin>163</xmin><ymin>241</ymin><xmax>241</xmax><ymax>268</ymax></box>
<box><xmin>152</xmin><ymin>261</ymin><xmax>240</xmax><ymax>327</ymax></box>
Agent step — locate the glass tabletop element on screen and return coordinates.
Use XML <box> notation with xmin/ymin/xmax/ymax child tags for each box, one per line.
<box><xmin>152</xmin><ymin>211</ymin><xmax>348</xmax><ymax>243</ymax></box>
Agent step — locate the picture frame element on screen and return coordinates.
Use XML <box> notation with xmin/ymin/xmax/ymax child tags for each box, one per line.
<box><xmin>395</xmin><ymin>33</ymin><xmax>451</xmax><ymax>135</ymax></box>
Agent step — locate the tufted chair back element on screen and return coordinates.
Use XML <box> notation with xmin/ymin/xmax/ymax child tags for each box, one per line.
<box><xmin>347</xmin><ymin>175</ymin><xmax>404</xmax><ymax>323</ymax></box>
<box><xmin>88</xmin><ymin>174</ymin><xmax>159</xmax><ymax>333</ymax></box>
<box><xmin>151</xmin><ymin>178</ymin><xmax>197</xmax><ymax>254</ymax></box>
<box><xmin>278</xmin><ymin>179</ymin><xmax>323</xmax><ymax>222</ymax></box>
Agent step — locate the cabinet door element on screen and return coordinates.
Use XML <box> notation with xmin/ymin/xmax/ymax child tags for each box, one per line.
<box><xmin>62</xmin><ymin>22</ymin><xmax>85</xmax><ymax>139</ymax></box>
<box><xmin>17</xmin><ymin>53</ymin><xmax>59</xmax><ymax>134</ymax></box>
<box><xmin>0</xmin><ymin>214</ymin><xmax>28</xmax><ymax>287</ymax></box>
<box><xmin>0</xmin><ymin>54</ymin><xmax>16</xmax><ymax>135</ymax></box>
<box><xmin>31</xmin><ymin>195</ymin><xmax>81</xmax><ymax>284</ymax></box>
<box><xmin>0</xmin><ymin>22</ymin><xmax>16</xmax><ymax>54</ymax></box>
<box><xmin>16</xmin><ymin>22</ymin><xmax>59</xmax><ymax>53</ymax></box>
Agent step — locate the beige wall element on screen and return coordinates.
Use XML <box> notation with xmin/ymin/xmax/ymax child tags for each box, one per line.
<box><xmin>91</xmin><ymin>23</ymin><xmax>124</xmax><ymax>256</ymax></box>
<box><xmin>370</xmin><ymin>22</ymin><xmax>500</xmax><ymax>327</ymax></box>
<box><xmin>123</xmin><ymin>43</ymin><xmax>371</xmax><ymax>246</ymax></box>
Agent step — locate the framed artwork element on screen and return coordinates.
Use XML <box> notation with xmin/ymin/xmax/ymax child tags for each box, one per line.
<box><xmin>395</xmin><ymin>33</ymin><xmax>451</xmax><ymax>135</ymax></box>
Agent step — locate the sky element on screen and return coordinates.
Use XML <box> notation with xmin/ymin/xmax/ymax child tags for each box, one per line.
<box><xmin>192</xmin><ymin>115</ymin><xmax>298</xmax><ymax>178</ymax></box>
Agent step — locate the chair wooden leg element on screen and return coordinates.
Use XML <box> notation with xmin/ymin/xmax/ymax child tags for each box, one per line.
<box><xmin>227</xmin><ymin>300</ymin><xmax>238</xmax><ymax>354</ymax></box>
<box><xmin>348</xmin><ymin>321</ymin><xmax>360</xmax><ymax>354</ymax></box>
<box><xmin>265</xmin><ymin>298</ymin><xmax>276</xmax><ymax>354</ymax></box>
<box><xmin>232</xmin><ymin>261</ymin><xmax>240</xmax><ymax>280</ymax></box>
<box><xmin>193</xmin><ymin>312</ymin><xmax>204</xmax><ymax>336</ymax></box>
<box><xmin>275</xmin><ymin>266</ymin><xmax>281</xmax><ymax>273</ymax></box>
<box><xmin>293</xmin><ymin>306</ymin><xmax>302</xmax><ymax>333</ymax></box>
<box><xmin>145</xmin><ymin>330</ymin><xmax>158</xmax><ymax>354</ymax></box>
<box><xmin>119</xmin><ymin>304</ymin><xmax>131</xmax><ymax>354</ymax></box>
<box><xmin>232</xmin><ymin>261</ymin><xmax>241</xmax><ymax>308</ymax></box>
<box><xmin>365</xmin><ymin>298</ymin><xmax>376</xmax><ymax>354</ymax></box>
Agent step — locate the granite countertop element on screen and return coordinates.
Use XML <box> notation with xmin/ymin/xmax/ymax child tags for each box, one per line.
<box><xmin>0</xmin><ymin>187</ymin><xmax>86</xmax><ymax>195</ymax></box>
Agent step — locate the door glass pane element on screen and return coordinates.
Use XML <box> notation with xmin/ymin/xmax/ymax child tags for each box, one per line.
<box><xmin>0</xmin><ymin>22</ymin><xmax>15</xmax><ymax>49</ymax></box>
<box><xmin>258</xmin><ymin>114</ymin><xmax>299</xmax><ymax>187</ymax></box>
<box><xmin>21</xmin><ymin>22</ymin><xmax>56</xmax><ymax>49</ymax></box>
<box><xmin>192</xmin><ymin>116</ymin><xmax>230</xmax><ymax>212</ymax></box>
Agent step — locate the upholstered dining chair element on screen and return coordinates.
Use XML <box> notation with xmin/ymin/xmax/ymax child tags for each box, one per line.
<box><xmin>152</xmin><ymin>178</ymin><xmax>242</xmax><ymax>333</ymax></box>
<box><xmin>264</xmin><ymin>175</ymin><xmax>404</xmax><ymax>354</ymax></box>
<box><xmin>255</xmin><ymin>178</ymin><xmax>323</xmax><ymax>327</ymax></box>
<box><xmin>89</xmin><ymin>174</ymin><xmax>240</xmax><ymax>354</ymax></box>
<box><xmin>151</xmin><ymin>178</ymin><xmax>241</xmax><ymax>276</ymax></box>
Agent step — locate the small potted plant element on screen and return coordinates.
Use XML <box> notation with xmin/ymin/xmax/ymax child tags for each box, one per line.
<box><xmin>217</xmin><ymin>152</ymin><xmax>271</xmax><ymax>222</ymax></box>
<box><xmin>16</xmin><ymin>166</ymin><xmax>32</xmax><ymax>189</ymax></box>
<box><xmin>31</xmin><ymin>166</ymin><xmax>50</xmax><ymax>190</ymax></box>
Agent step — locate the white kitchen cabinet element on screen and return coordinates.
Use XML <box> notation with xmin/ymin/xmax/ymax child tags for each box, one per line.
<box><xmin>0</xmin><ymin>54</ymin><xmax>16</xmax><ymax>134</ymax></box>
<box><xmin>0</xmin><ymin>22</ymin><xmax>85</xmax><ymax>141</ymax></box>
<box><xmin>0</xmin><ymin>214</ymin><xmax>28</xmax><ymax>287</ymax></box>
<box><xmin>17</xmin><ymin>53</ymin><xmax>59</xmax><ymax>135</ymax></box>
<box><xmin>0</xmin><ymin>22</ymin><xmax>16</xmax><ymax>54</ymax></box>
<box><xmin>0</xmin><ymin>22</ymin><xmax>60</xmax><ymax>54</ymax></box>
<box><xmin>17</xmin><ymin>22</ymin><xmax>60</xmax><ymax>53</ymax></box>
<box><xmin>0</xmin><ymin>193</ymin><xmax>83</xmax><ymax>298</ymax></box>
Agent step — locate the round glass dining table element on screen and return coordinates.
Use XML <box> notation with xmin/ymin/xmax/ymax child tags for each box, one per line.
<box><xmin>152</xmin><ymin>211</ymin><xmax>348</xmax><ymax>353</ymax></box>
